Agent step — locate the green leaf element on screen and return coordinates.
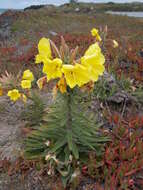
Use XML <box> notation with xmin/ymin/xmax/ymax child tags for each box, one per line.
<box><xmin>67</xmin><ymin>130</ymin><xmax>73</xmax><ymax>151</ymax></box>
<box><xmin>50</xmin><ymin>138</ymin><xmax>67</xmax><ymax>153</ymax></box>
<box><xmin>72</xmin><ymin>142</ymin><xmax>79</xmax><ymax>159</ymax></box>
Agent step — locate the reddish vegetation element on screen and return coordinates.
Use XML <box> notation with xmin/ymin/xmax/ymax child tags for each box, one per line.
<box><xmin>104</xmin><ymin>115</ymin><xmax>143</xmax><ymax>189</ymax></box>
<box><xmin>83</xmin><ymin>114</ymin><xmax>143</xmax><ymax>189</ymax></box>
<box><xmin>0</xmin><ymin>33</ymin><xmax>142</xmax><ymax>83</ymax></box>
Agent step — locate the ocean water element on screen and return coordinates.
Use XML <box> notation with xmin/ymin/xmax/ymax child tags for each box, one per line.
<box><xmin>0</xmin><ymin>9</ymin><xmax>7</xmax><ymax>14</ymax></box>
<box><xmin>107</xmin><ymin>11</ymin><xmax>143</xmax><ymax>18</ymax></box>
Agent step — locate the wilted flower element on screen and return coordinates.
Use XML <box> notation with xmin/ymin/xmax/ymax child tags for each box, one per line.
<box><xmin>69</xmin><ymin>154</ymin><xmax>73</xmax><ymax>161</ymax></box>
<box><xmin>45</xmin><ymin>154</ymin><xmax>58</xmax><ymax>163</ymax></box>
<box><xmin>57</xmin><ymin>77</ymin><xmax>67</xmax><ymax>94</ymax></box>
<box><xmin>21</xmin><ymin>93</ymin><xmax>27</xmax><ymax>103</ymax></box>
<box><xmin>113</xmin><ymin>40</ymin><xmax>119</xmax><ymax>48</ymax></box>
<box><xmin>7</xmin><ymin>89</ymin><xmax>21</xmax><ymax>101</ymax></box>
<box><xmin>0</xmin><ymin>84</ymin><xmax>3</xmax><ymax>96</ymax></box>
<box><xmin>37</xmin><ymin>76</ymin><xmax>47</xmax><ymax>90</ymax></box>
<box><xmin>45</xmin><ymin>140</ymin><xmax>50</xmax><ymax>147</ymax></box>
<box><xmin>47</xmin><ymin>169</ymin><xmax>52</xmax><ymax>176</ymax></box>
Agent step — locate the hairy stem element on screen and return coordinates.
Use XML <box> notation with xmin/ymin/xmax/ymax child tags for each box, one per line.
<box><xmin>66</xmin><ymin>89</ymin><xmax>72</xmax><ymax>130</ymax></box>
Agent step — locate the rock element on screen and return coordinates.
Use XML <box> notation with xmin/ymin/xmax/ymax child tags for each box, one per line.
<box><xmin>0</xmin><ymin>97</ymin><xmax>26</xmax><ymax>161</ymax></box>
<box><xmin>107</xmin><ymin>91</ymin><xmax>130</xmax><ymax>104</ymax></box>
<box><xmin>48</xmin><ymin>30</ymin><xmax>58</xmax><ymax>36</ymax></box>
<box><xmin>0</xmin><ymin>27</ymin><xmax>11</xmax><ymax>39</ymax></box>
<box><xmin>24</xmin><ymin>5</ymin><xmax>45</xmax><ymax>11</ymax></box>
<box><xmin>75</xmin><ymin>8</ymin><xmax>80</xmax><ymax>12</ymax></box>
<box><xmin>103</xmin><ymin>71</ymin><xmax>116</xmax><ymax>84</ymax></box>
<box><xmin>90</xmin><ymin>6</ymin><xmax>94</xmax><ymax>10</ymax></box>
<box><xmin>0</xmin><ymin>92</ymin><xmax>52</xmax><ymax>162</ymax></box>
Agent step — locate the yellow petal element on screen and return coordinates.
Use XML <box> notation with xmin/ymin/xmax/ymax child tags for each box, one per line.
<box><xmin>38</xmin><ymin>38</ymin><xmax>52</xmax><ymax>59</ymax></box>
<box><xmin>81</xmin><ymin>45</ymin><xmax>105</xmax><ymax>82</ymax></box>
<box><xmin>84</xmin><ymin>43</ymin><xmax>101</xmax><ymax>56</ymax></box>
<box><xmin>62</xmin><ymin>65</ymin><xmax>77</xmax><ymax>88</ymax></box>
<box><xmin>62</xmin><ymin>64</ymin><xmax>90</xmax><ymax>88</ymax></box>
<box><xmin>74</xmin><ymin>64</ymin><xmax>90</xmax><ymax>87</ymax></box>
<box><xmin>35</xmin><ymin>54</ymin><xmax>47</xmax><ymax>64</ymax></box>
<box><xmin>43</xmin><ymin>58</ymin><xmax>63</xmax><ymax>80</ymax></box>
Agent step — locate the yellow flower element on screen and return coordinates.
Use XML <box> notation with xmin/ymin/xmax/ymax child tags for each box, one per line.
<box><xmin>81</xmin><ymin>43</ymin><xmax>105</xmax><ymax>81</ymax></box>
<box><xmin>58</xmin><ymin>77</ymin><xmax>67</xmax><ymax>94</ymax></box>
<box><xmin>91</xmin><ymin>28</ymin><xmax>102</xmax><ymax>42</ymax></box>
<box><xmin>21</xmin><ymin>80</ymin><xmax>31</xmax><ymax>89</ymax></box>
<box><xmin>43</xmin><ymin>58</ymin><xmax>63</xmax><ymax>80</ymax></box>
<box><xmin>84</xmin><ymin>43</ymin><xmax>101</xmax><ymax>56</ymax></box>
<box><xmin>22</xmin><ymin>70</ymin><xmax>34</xmax><ymax>82</ymax></box>
<box><xmin>113</xmin><ymin>40</ymin><xmax>119</xmax><ymax>48</ymax></box>
<box><xmin>7</xmin><ymin>89</ymin><xmax>21</xmax><ymax>102</ymax></box>
<box><xmin>62</xmin><ymin>64</ymin><xmax>90</xmax><ymax>88</ymax></box>
<box><xmin>36</xmin><ymin>38</ymin><xmax>52</xmax><ymax>64</ymax></box>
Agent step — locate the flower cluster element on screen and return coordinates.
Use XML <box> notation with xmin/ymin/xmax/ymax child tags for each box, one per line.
<box><xmin>6</xmin><ymin>28</ymin><xmax>105</xmax><ymax>101</ymax></box>
<box><xmin>21</xmin><ymin>69</ymin><xmax>34</xmax><ymax>89</ymax></box>
<box><xmin>35</xmin><ymin>29</ymin><xmax>105</xmax><ymax>93</ymax></box>
<box><xmin>7</xmin><ymin>69</ymin><xmax>34</xmax><ymax>102</ymax></box>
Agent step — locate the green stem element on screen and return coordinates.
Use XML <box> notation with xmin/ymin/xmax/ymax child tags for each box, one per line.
<box><xmin>66</xmin><ymin>88</ymin><xmax>72</xmax><ymax>130</ymax></box>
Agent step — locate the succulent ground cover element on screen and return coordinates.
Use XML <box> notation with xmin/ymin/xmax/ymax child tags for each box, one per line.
<box><xmin>0</xmin><ymin>6</ymin><xmax>143</xmax><ymax>190</ymax></box>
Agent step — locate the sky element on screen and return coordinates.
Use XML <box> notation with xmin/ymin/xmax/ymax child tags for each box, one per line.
<box><xmin>0</xmin><ymin>0</ymin><xmax>143</xmax><ymax>9</ymax></box>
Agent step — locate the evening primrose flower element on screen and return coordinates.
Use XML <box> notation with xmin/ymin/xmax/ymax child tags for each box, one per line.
<box><xmin>81</xmin><ymin>43</ymin><xmax>105</xmax><ymax>81</ymax></box>
<box><xmin>91</xmin><ymin>28</ymin><xmax>102</xmax><ymax>42</ymax></box>
<box><xmin>21</xmin><ymin>80</ymin><xmax>31</xmax><ymax>89</ymax></box>
<box><xmin>22</xmin><ymin>70</ymin><xmax>34</xmax><ymax>82</ymax></box>
<box><xmin>43</xmin><ymin>58</ymin><xmax>63</xmax><ymax>80</ymax></box>
<box><xmin>62</xmin><ymin>64</ymin><xmax>90</xmax><ymax>88</ymax></box>
<box><xmin>7</xmin><ymin>89</ymin><xmax>21</xmax><ymax>102</ymax></box>
<box><xmin>35</xmin><ymin>38</ymin><xmax>52</xmax><ymax>64</ymax></box>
